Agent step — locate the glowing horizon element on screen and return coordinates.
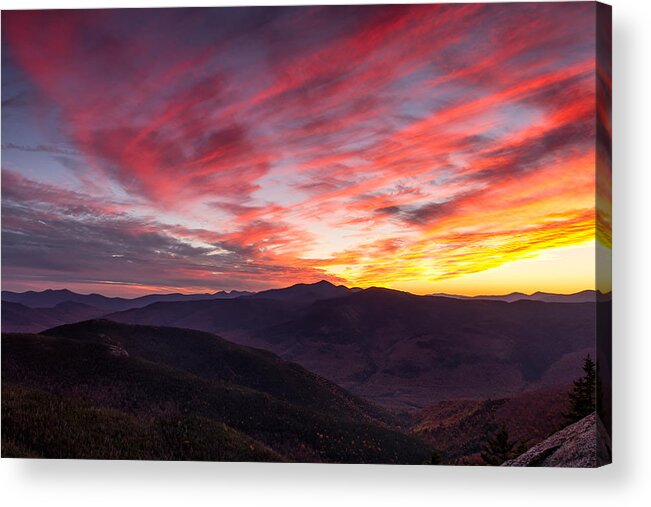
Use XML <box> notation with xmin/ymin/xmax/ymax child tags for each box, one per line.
<box><xmin>1</xmin><ymin>4</ymin><xmax>610</xmax><ymax>298</ymax></box>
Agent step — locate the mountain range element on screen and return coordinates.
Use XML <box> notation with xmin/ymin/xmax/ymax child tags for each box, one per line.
<box><xmin>2</xmin><ymin>283</ymin><xmax>599</xmax><ymax>313</ymax></box>
<box><xmin>1</xmin><ymin>281</ymin><xmax>598</xmax><ymax>407</ymax></box>
<box><xmin>1</xmin><ymin>280</ymin><xmax>607</xmax><ymax>463</ymax></box>
<box><xmin>430</xmin><ymin>289</ymin><xmax>602</xmax><ymax>303</ymax></box>
<box><xmin>1</xmin><ymin>287</ymin><xmax>251</xmax><ymax>312</ymax></box>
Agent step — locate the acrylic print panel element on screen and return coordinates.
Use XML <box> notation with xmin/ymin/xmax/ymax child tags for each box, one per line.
<box><xmin>1</xmin><ymin>2</ymin><xmax>611</xmax><ymax>467</ymax></box>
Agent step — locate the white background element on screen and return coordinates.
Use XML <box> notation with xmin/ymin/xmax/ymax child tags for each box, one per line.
<box><xmin>1</xmin><ymin>0</ymin><xmax>649</xmax><ymax>505</ymax></box>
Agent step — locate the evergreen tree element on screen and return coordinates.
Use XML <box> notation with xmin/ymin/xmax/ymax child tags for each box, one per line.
<box><xmin>426</xmin><ymin>449</ymin><xmax>443</xmax><ymax>465</ymax></box>
<box><xmin>563</xmin><ymin>354</ymin><xmax>597</xmax><ymax>424</ymax></box>
<box><xmin>481</xmin><ymin>426</ymin><xmax>526</xmax><ymax>466</ymax></box>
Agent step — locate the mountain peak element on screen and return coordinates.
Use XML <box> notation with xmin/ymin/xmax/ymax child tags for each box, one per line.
<box><xmin>313</xmin><ymin>279</ymin><xmax>336</xmax><ymax>287</ymax></box>
<box><xmin>242</xmin><ymin>279</ymin><xmax>351</xmax><ymax>303</ymax></box>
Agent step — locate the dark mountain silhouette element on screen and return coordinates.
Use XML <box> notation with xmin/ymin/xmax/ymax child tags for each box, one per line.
<box><xmin>99</xmin><ymin>280</ymin><xmax>357</xmax><ymax>336</ymax></box>
<box><xmin>1</xmin><ymin>288</ymin><xmax>252</xmax><ymax>312</ymax></box>
<box><xmin>1</xmin><ymin>301</ymin><xmax>105</xmax><ymax>333</ymax></box>
<box><xmin>2</xmin><ymin>289</ymin><xmax>124</xmax><ymax>311</ymax></box>
<box><xmin>432</xmin><ymin>289</ymin><xmax>600</xmax><ymax>303</ymax></box>
<box><xmin>2</xmin><ymin>320</ymin><xmax>428</xmax><ymax>463</ymax></box>
<box><xmin>526</xmin><ymin>290</ymin><xmax>600</xmax><ymax>303</ymax></box>
<box><xmin>1</xmin><ymin>281</ymin><xmax>348</xmax><ymax>333</ymax></box>
<box><xmin>245</xmin><ymin>279</ymin><xmax>357</xmax><ymax>303</ymax></box>
<box><xmin>130</xmin><ymin>290</ymin><xmax>252</xmax><ymax>305</ymax></box>
<box><xmin>107</xmin><ymin>286</ymin><xmax>596</xmax><ymax>408</ymax></box>
<box><xmin>104</xmin><ymin>298</ymin><xmax>300</xmax><ymax>336</ymax></box>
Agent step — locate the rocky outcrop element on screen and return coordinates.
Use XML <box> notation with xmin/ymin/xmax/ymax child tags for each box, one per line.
<box><xmin>502</xmin><ymin>412</ymin><xmax>611</xmax><ymax>467</ymax></box>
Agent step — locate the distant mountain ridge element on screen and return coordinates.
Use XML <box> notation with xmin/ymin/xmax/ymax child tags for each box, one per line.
<box><xmin>1</xmin><ymin>280</ymin><xmax>357</xmax><ymax>333</ymax></box>
<box><xmin>1</xmin><ymin>301</ymin><xmax>106</xmax><ymax>333</ymax></box>
<box><xmin>1</xmin><ymin>279</ymin><xmax>361</xmax><ymax>311</ymax></box>
<box><xmin>2</xmin><ymin>283</ymin><xmax>600</xmax><ymax>311</ymax></box>
<box><xmin>1</xmin><ymin>287</ymin><xmax>252</xmax><ymax>312</ymax></box>
<box><xmin>431</xmin><ymin>289</ymin><xmax>605</xmax><ymax>303</ymax></box>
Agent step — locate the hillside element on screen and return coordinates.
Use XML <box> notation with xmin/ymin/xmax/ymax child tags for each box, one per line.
<box><xmin>2</xmin><ymin>384</ymin><xmax>281</xmax><ymax>461</ymax></box>
<box><xmin>42</xmin><ymin>320</ymin><xmax>393</xmax><ymax>422</ymax></box>
<box><xmin>1</xmin><ymin>301</ymin><xmax>105</xmax><ymax>333</ymax></box>
<box><xmin>2</xmin><ymin>322</ymin><xmax>428</xmax><ymax>463</ymax></box>
<box><xmin>412</xmin><ymin>387</ymin><xmax>570</xmax><ymax>462</ymax></box>
<box><xmin>251</xmin><ymin>288</ymin><xmax>597</xmax><ymax>407</ymax></box>
<box><xmin>100</xmin><ymin>280</ymin><xmax>357</xmax><ymax>335</ymax></box>
<box><xmin>104</xmin><ymin>298</ymin><xmax>300</xmax><ymax>337</ymax></box>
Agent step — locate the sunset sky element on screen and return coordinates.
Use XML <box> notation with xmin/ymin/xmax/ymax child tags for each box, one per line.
<box><xmin>1</xmin><ymin>4</ymin><xmax>610</xmax><ymax>297</ymax></box>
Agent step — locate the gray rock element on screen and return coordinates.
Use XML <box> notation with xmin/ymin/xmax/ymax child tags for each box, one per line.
<box><xmin>502</xmin><ymin>412</ymin><xmax>611</xmax><ymax>467</ymax></box>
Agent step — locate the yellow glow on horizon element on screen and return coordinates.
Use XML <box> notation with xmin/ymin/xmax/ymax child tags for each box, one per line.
<box><xmin>316</xmin><ymin>150</ymin><xmax>602</xmax><ymax>296</ymax></box>
<box><xmin>390</xmin><ymin>240</ymin><xmax>599</xmax><ymax>296</ymax></box>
